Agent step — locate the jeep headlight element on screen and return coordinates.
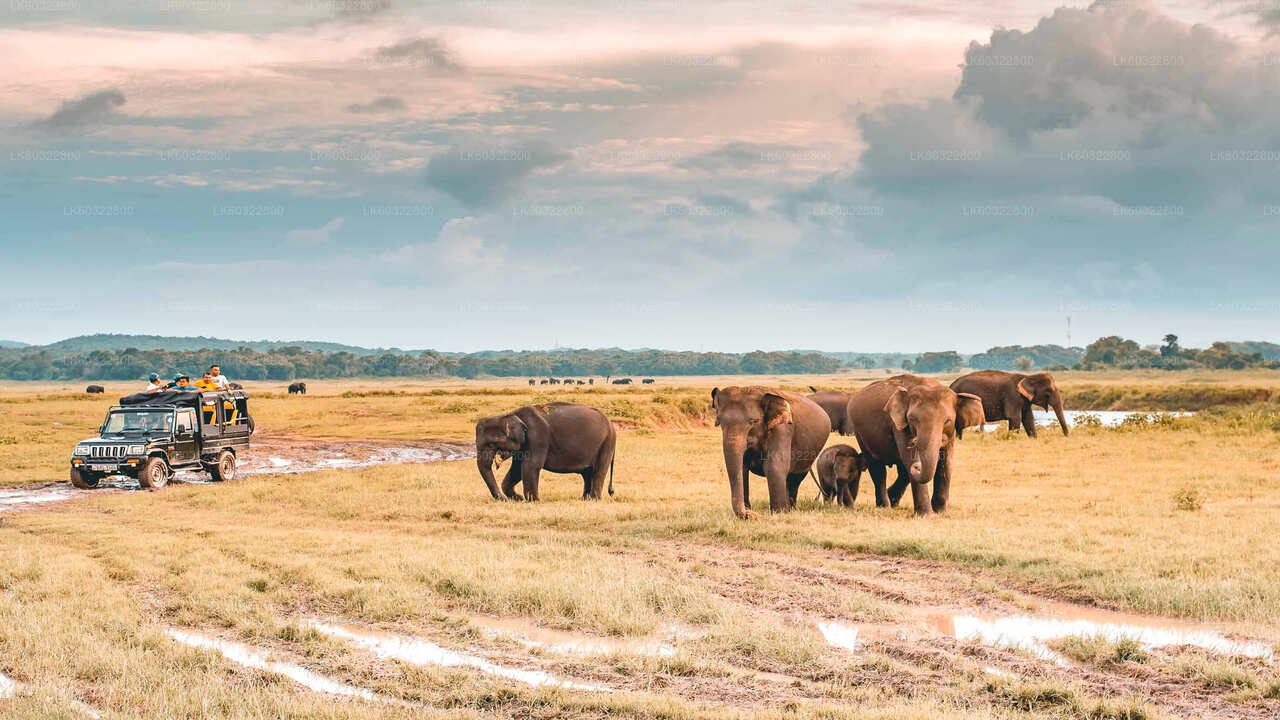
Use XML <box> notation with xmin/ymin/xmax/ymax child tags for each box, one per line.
<box><xmin>73</xmin><ymin>445</ymin><xmax>90</xmax><ymax>456</ymax></box>
<box><xmin>127</xmin><ymin>445</ymin><xmax>145</xmax><ymax>455</ymax></box>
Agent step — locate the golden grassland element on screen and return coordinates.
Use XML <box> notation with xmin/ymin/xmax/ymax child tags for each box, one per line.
<box><xmin>1</xmin><ymin>373</ymin><xmax>1279</xmax><ymax>718</ymax></box>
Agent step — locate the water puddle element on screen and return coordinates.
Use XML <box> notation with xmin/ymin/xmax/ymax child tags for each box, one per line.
<box><xmin>815</xmin><ymin>621</ymin><xmax>859</xmax><ymax>653</ymax></box>
<box><xmin>0</xmin><ymin>671</ymin><xmax>15</xmax><ymax>698</ymax></box>
<box><xmin>302</xmin><ymin>620</ymin><xmax>608</xmax><ymax>692</ymax></box>
<box><xmin>465</xmin><ymin>614</ymin><xmax>678</xmax><ymax>658</ymax></box>
<box><xmin>978</xmin><ymin>410</ymin><xmax>1193</xmax><ymax>432</ymax></box>
<box><xmin>816</xmin><ymin>601</ymin><xmax>1274</xmax><ymax>668</ymax></box>
<box><xmin>0</xmin><ymin>438</ymin><xmax>475</xmax><ymax>514</ymax></box>
<box><xmin>165</xmin><ymin>629</ymin><xmax>377</xmax><ymax>700</ymax></box>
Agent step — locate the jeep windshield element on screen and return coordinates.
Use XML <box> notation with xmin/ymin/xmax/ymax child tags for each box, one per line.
<box><xmin>103</xmin><ymin>410</ymin><xmax>173</xmax><ymax>436</ymax></box>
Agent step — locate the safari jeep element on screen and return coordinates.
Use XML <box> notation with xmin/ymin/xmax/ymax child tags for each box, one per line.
<box><xmin>70</xmin><ymin>390</ymin><xmax>254</xmax><ymax>489</ymax></box>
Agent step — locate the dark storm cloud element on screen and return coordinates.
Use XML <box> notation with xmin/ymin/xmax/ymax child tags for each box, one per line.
<box><xmin>423</xmin><ymin>140</ymin><xmax>571</xmax><ymax>208</ymax></box>
<box><xmin>373</xmin><ymin>37</ymin><xmax>462</xmax><ymax>73</ymax></box>
<box><xmin>345</xmin><ymin>96</ymin><xmax>406</xmax><ymax>113</ymax></box>
<box><xmin>29</xmin><ymin>89</ymin><xmax>125</xmax><ymax>132</ymax></box>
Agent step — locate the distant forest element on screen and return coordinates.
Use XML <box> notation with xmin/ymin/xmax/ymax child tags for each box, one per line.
<box><xmin>0</xmin><ymin>334</ymin><xmax>1276</xmax><ymax>381</ymax></box>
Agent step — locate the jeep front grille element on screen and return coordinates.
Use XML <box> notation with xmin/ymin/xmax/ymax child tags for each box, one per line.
<box><xmin>90</xmin><ymin>445</ymin><xmax>126</xmax><ymax>459</ymax></box>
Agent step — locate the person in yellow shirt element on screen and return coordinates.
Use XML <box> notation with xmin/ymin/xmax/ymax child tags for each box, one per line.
<box><xmin>192</xmin><ymin>372</ymin><xmax>219</xmax><ymax>392</ymax></box>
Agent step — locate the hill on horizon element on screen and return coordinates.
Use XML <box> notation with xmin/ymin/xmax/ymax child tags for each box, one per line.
<box><xmin>35</xmin><ymin>334</ymin><xmax>401</xmax><ymax>356</ymax></box>
<box><xmin>0</xmin><ymin>340</ymin><xmax>29</xmax><ymax>349</ymax></box>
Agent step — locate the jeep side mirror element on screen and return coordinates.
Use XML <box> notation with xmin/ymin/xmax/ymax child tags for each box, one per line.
<box><xmin>176</xmin><ymin>424</ymin><xmax>187</xmax><ymax>435</ymax></box>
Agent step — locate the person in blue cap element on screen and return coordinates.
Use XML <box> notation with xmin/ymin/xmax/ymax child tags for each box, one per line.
<box><xmin>145</xmin><ymin>373</ymin><xmax>165</xmax><ymax>393</ymax></box>
<box><xmin>168</xmin><ymin>374</ymin><xmax>194</xmax><ymax>392</ymax></box>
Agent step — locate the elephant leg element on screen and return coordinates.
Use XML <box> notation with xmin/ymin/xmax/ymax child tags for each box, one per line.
<box><xmin>868</xmin><ymin>463</ymin><xmax>889</xmax><ymax>507</ymax></box>
<box><xmin>581</xmin><ymin>472</ymin><xmax>591</xmax><ymax>500</ymax></box>
<box><xmin>909</xmin><ymin>479</ymin><xmax>933</xmax><ymax>517</ymax></box>
<box><xmin>763</xmin><ymin>449</ymin><xmax>792</xmax><ymax>513</ymax></box>
<box><xmin>520</xmin><ymin>452</ymin><xmax>546</xmax><ymax>502</ymax></box>
<box><xmin>500</xmin><ymin>462</ymin><xmax>523</xmax><ymax>501</ymax></box>
<box><xmin>887</xmin><ymin>463</ymin><xmax>911</xmax><ymax>507</ymax></box>
<box><xmin>743</xmin><ymin>472</ymin><xmax>751</xmax><ymax>509</ymax></box>
<box><xmin>586</xmin><ymin>437</ymin><xmax>614</xmax><ymax>500</ymax></box>
<box><xmin>1005</xmin><ymin>397</ymin><xmax>1023</xmax><ymax>434</ymax></box>
<box><xmin>786</xmin><ymin>473</ymin><xmax>807</xmax><ymax>509</ymax></box>
<box><xmin>932</xmin><ymin>447</ymin><xmax>951</xmax><ymax>513</ymax></box>
<box><xmin>1021</xmin><ymin>403</ymin><xmax>1038</xmax><ymax>438</ymax></box>
<box><xmin>841</xmin><ymin>472</ymin><xmax>860</xmax><ymax>507</ymax></box>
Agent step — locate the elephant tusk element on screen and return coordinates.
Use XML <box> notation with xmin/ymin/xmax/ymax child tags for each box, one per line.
<box><xmin>494</xmin><ymin>455</ymin><xmax>505</xmax><ymax>468</ymax></box>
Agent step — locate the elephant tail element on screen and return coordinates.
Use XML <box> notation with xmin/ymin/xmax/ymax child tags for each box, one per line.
<box><xmin>608</xmin><ymin>455</ymin><xmax>615</xmax><ymax>496</ymax></box>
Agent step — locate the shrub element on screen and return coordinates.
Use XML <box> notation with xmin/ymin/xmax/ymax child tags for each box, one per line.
<box><xmin>1173</xmin><ymin>488</ymin><xmax>1204</xmax><ymax>512</ymax></box>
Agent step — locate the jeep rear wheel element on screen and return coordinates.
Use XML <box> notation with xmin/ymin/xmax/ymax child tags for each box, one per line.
<box><xmin>69</xmin><ymin>467</ymin><xmax>99</xmax><ymax>489</ymax></box>
<box><xmin>209</xmin><ymin>450</ymin><xmax>237</xmax><ymax>482</ymax></box>
<box><xmin>137</xmin><ymin>457</ymin><xmax>170</xmax><ymax>489</ymax></box>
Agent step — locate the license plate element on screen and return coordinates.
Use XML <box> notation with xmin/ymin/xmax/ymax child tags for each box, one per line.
<box><xmin>89</xmin><ymin>464</ymin><xmax>115</xmax><ymax>472</ymax></box>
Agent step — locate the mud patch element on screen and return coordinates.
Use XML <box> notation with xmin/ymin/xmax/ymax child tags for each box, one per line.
<box><xmin>465</xmin><ymin>613</ymin><xmax>678</xmax><ymax>658</ymax></box>
<box><xmin>302</xmin><ymin>619</ymin><xmax>609</xmax><ymax>692</ymax></box>
<box><xmin>0</xmin><ymin>435</ymin><xmax>474</xmax><ymax>513</ymax></box>
<box><xmin>165</xmin><ymin>628</ymin><xmax>379</xmax><ymax>700</ymax></box>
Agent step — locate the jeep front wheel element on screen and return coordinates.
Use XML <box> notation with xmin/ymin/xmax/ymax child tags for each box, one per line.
<box><xmin>137</xmin><ymin>457</ymin><xmax>170</xmax><ymax>489</ymax></box>
<box><xmin>209</xmin><ymin>450</ymin><xmax>237</xmax><ymax>482</ymax></box>
<box><xmin>70</xmin><ymin>467</ymin><xmax>99</xmax><ymax>489</ymax></box>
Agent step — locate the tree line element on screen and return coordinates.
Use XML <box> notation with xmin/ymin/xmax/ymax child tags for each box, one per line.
<box><xmin>0</xmin><ymin>346</ymin><xmax>842</xmax><ymax>381</ymax></box>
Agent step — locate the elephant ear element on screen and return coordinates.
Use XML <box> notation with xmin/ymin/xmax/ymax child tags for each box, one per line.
<box><xmin>1016</xmin><ymin>378</ymin><xmax>1034</xmax><ymax>401</ymax></box>
<box><xmin>505</xmin><ymin>413</ymin><xmax>529</xmax><ymax>447</ymax></box>
<box><xmin>710</xmin><ymin>387</ymin><xmax>720</xmax><ymax>426</ymax></box>
<box><xmin>954</xmin><ymin>392</ymin><xmax>986</xmax><ymax>438</ymax></box>
<box><xmin>762</xmin><ymin>392</ymin><xmax>793</xmax><ymax>431</ymax></box>
<box><xmin>883</xmin><ymin>387</ymin><xmax>910</xmax><ymax>431</ymax></box>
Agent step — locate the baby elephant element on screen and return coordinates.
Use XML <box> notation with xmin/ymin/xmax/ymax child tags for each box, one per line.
<box><xmin>813</xmin><ymin>444</ymin><xmax>866</xmax><ymax>507</ymax></box>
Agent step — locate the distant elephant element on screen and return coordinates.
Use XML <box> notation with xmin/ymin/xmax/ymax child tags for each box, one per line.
<box><xmin>288</xmin><ymin>382</ymin><xmax>307</xmax><ymax>395</ymax></box>
<box><xmin>528</xmin><ymin>379</ymin><xmax>536</xmax><ymax>386</ymax></box>
<box><xmin>847</xmin><ymin>375</ymin><xmax>985</xmax><ymax>516</ymax></box>
<box><xmin>85</xmin><ymin>385</ymin><xmax>105</xmax><ymax>394</ymax></box>
<box><xmin>812</xmin><ymin>444</ymin><xmax>865</xmax><ymax>506</ymax></box>
<box><xmin>475</xmin><ymin>403</ymin><xmax>616</xmax><ymax>501</ymax></box>
<box><xmin>563</xmin><ymin>379</ymin><xmax>574</xmax><ymax>385</ymax></box>
<box><xmin>576</xmin><ymin>380</ymin><xmax>586</xmax><ymax>385</ymax></box>
<box><xmin>612</xmin><ymin>378</ymin><xmax>632</xmax><ymax>385</ymax></box>
<box><xmin>642</xmin><ymin>378</ymin><xmax>655</xmax><ymax>384</ymax></box>
<box><xmin>806</xmin><ymin>387</ymin><xmax>852</xmax><ymax>435</ymax></box>
<box><xmin>588</xmin><ymin>379</ymin><xmax>594</xmax><ymax>385</ymax></box>
<box><xmin>549</xmin><ymin>379</ymin><xmax>560</xmax><ymax>385</ymax></box>
<box><xmin>540</xmin><ymin>379</ymin><xmax>549</xmax><ymax>385</ymax></box>
<box><xmin>950</xmin><ymin>370</ymin><xmax>1067</xmax><ymax>437</ymax></box>
<box><xmin>228</xmin><ymin>382</ymin><xmax>244</xmax><ymax>390</ymax></box>
<box><xmin>711</xmin><ymin>386</ymin><xmax>830</xmax><ymax>518</ymax></box>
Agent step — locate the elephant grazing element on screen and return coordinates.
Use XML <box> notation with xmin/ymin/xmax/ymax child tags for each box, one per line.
<box><xmin>711</xmin><ymin>387</ymin><xmax>830</xmax><ymax>519</ymax></box>
<box><xmin>806</xmin><ymin>387</ymin><xmax>852</xmax><ymax>435</ymax></box>
<box><xmin>475</xmin><ymin>403</ymin><xmax>616</xmax><ymax>501</ymax></box>
<box><xmin>950</xmin><ymin>370</ymin><xmax>1067</xmax><ymax>437</ymax></box>
<box><xmin>812</xmin><ymin>444</ymin><xmax>865</xmax><ymax>506</ymax></box>
<box><xmin>85</xmin><ymin>385</ymin><xmax>105</xmax><ymax>394</ymax></box>
<box><xmin>846</xmin><ymin>375</ymin><xmax>985</xmax><ymax>517</ymax></box>
<box><xmin>287</xmin><ymin>382</ymin><xmax>307</xmax><ymax>395</ymax></box>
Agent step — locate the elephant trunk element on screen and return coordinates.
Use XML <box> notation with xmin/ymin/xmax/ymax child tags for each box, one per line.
<box><xmin>722</xmin><ymin>431</ymin><xmax>750</xmax><ymax>517</ymax></box>
<box><xmin>476</xmin><ymin>446</ymin><xmax>504</xmax><ymax>500</ymax></box>
<box><xmin>1051</xmin><ymin>388</ymin><xmax>1069</xmax><ymax>437</ymax></box>
<box><xmin>914</xmin><ymin>434</ymin><xmax>943</xmax><ymax>486</ymax></box>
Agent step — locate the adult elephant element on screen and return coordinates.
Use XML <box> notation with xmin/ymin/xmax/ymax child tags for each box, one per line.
<box><xmin>288</xmin><ymin>382</ymin><xmax>307</xmax><ymax>395</ymax></box>
<box><xmin>85</xmin><ymin>385</ymin><xmax>105</xmax><ymax>394</ymax></box>
<box><xmin>950</xmin><ymin>370</ymin><xmax>1067</xmax><ymax>437</ymax></box>
<box><xmin>475</xmin><ymin>402</ymin><xmax>616</xmax><ymax>501</ymax></box>
<box><xmin>807</xmin><ymin>387</ymin><xmax>852</xmax><ymax>435</ymax></box>
<box><xmin>711</xmin><ymin>386</ymin><xmax>830</xmax><ymax>519</ymax></box>
<box><xmin>847</xmin><ymin>375</ymin><xmax>985</xmax><ymax>517</ymax></box>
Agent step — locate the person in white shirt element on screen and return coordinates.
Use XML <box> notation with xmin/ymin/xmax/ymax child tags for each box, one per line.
<box><xmin>144</xmin><ymin>373</ymin><xmax>166</xmax><ymax>393</ymax></box>
<box><xmin>208</xmin><ymin>364</ymin><xmax>231</xmax><ymax>391</ymax></box>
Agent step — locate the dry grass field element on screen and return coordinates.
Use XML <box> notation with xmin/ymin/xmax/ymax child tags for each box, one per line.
<box><xmin>2</xmin><ymin>372</ymin><xmax>1280</xmax><ymax>719</ymax></box>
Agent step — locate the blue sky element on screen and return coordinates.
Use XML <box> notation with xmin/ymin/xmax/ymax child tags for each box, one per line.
<box><xmin>3</xmin><ymin>0</ymin><xmax>1280</xmax><ymax>352</ymax></box>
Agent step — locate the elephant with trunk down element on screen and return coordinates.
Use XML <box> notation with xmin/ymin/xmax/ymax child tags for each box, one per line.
<box><xmin>847</xmin><ymin>375</ymin><xmax>985</xmax><ymax>517</ymax></box>
<box><xmin>950</xmin><ymin>370</ymin><xmax>1067</xmax><ymax>437</ymax></box>
<box><xmin>475</xmin><ymin>403</ymin><xmax>616</xmax><ymax>501</ymax></box>
<box><xmin>711</xmin><ymin>387</ymin><xmax>830</xmax><ymax>519</ymax></box>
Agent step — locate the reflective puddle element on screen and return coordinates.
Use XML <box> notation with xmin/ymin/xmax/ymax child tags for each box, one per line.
<box><xmin>465</xmin><ymin>614</ymin><xmax>678</xmax><ymax>658</ymax></box>
<box><xmin>0</xmin><ymin>671</ymin><xmax>14</xmax><ymax>698</ymax></box>
<box><xmin>0</xmin><ymin>485</ymin><xmax>83</xmax><ymax>510</ymax></box>
<box><xmin>816</xmin><ymin>601</ymin><xmax>1274</xmax><ymax>667</ymax></box>
<box><xmin>303</xmin><ymin>620</ymin><xmax>609</xmax><ymax>692</ymax></box>
<box><xmin>165</xmin><ymin>629</ymin><xmax>377</xmax><ymax>700</ymax></box>
<box><xmin>978</xmin><ymin>410</ymin><xmax>1193</xmax><ymax>431</ymax></box>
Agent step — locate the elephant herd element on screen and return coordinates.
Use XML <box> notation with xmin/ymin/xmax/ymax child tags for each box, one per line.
<box><xmin>475</xmin><ymin>370</ymin><xmax>1066</xmax><ymax>519</ymax></box>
